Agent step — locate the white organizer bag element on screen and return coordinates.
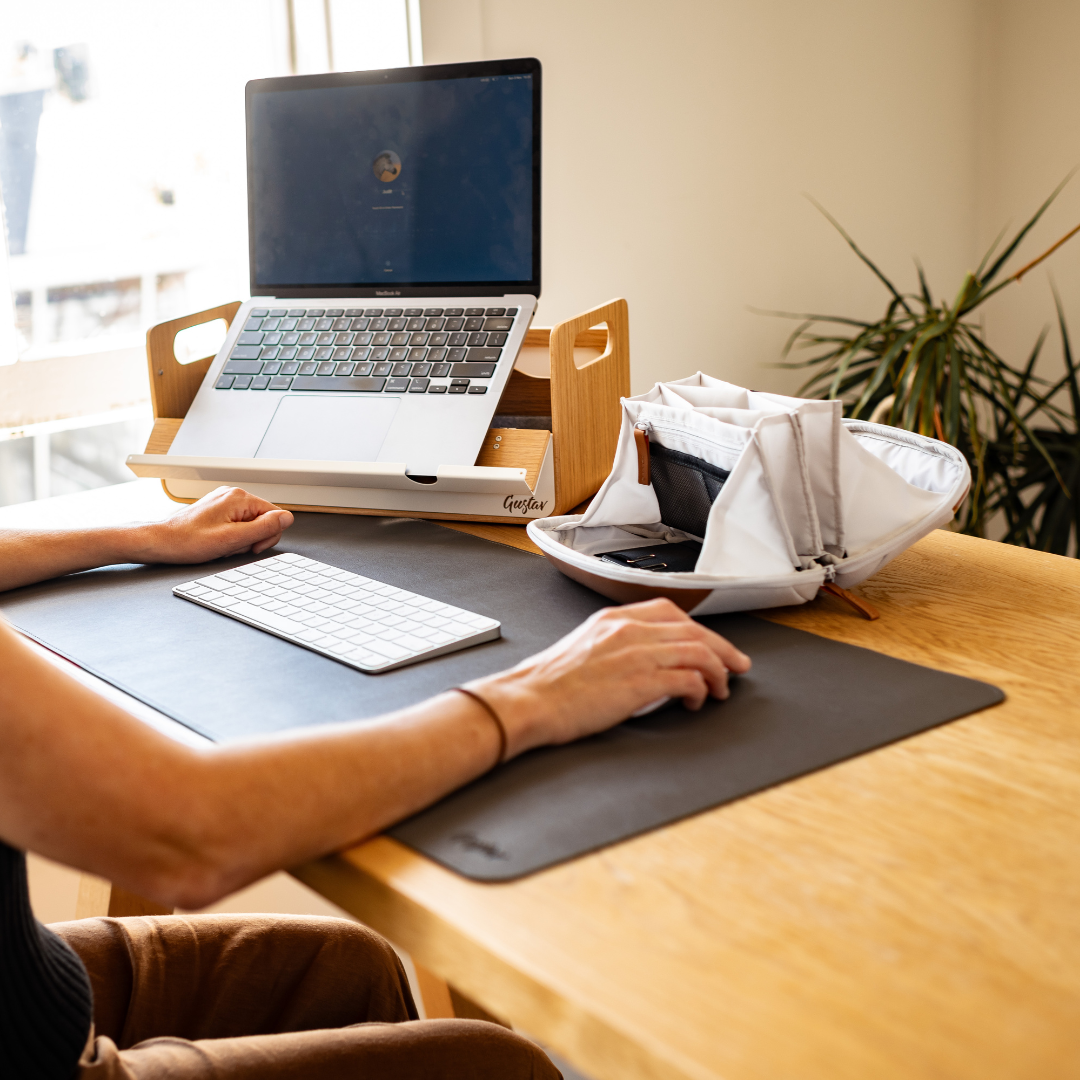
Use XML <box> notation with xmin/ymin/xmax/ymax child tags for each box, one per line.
<box><xmin>526</xmin><ymin>374</ymin><xmax>970</xmax><ymax>616</ymax></box>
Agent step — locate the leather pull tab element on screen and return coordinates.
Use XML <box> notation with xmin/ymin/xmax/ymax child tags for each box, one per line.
<box><xmin>634</xmin><ymin>427</ymin><xmax>650</xmax><ymax>485</ymax></box>
<box><xmin>820</xmin><ymin>582</ymin><xmax>880</xmax><ymax>621</ymax></box>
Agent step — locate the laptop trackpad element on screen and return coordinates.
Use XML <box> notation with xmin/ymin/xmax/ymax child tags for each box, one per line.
<box><xmin>255</xmin><ymin>395</ymin><xmax>400</xmax><ymax>461</ymax></box>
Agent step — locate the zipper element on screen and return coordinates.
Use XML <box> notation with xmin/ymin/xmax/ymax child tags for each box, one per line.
<box><xmin>634</xmin><ymin>421</ymin><xmax>651</xmax><ymax>485</ymax></box>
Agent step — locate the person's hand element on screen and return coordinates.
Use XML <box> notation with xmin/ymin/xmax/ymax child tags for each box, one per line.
<box><xmin>137</xmin><ymin>487</ymin><xmax>294</xmax><ymax>565</ymax></box>
<box><xmin>469</xmin><ymin>598</ymin><xmax>751</xmax><ymax>758</ymax></box>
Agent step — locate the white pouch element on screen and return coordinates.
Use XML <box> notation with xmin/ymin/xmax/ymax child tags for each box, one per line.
<box><xmin>527</xmin><ymin>373</ymin><xmax>970</xmax><ymax>616</ymax></box>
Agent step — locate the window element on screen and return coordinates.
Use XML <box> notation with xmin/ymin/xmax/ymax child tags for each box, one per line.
<box><xmin>0</xmin><ymin>0</ymin><xmax>420</xmax><ymax>505</ymax></box>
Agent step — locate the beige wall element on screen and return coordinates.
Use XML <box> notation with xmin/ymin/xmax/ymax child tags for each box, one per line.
<box><xmin>423</xmin><ymin>0</ymin><xmax>986</xmax><ymax>394</ymax></box>
<box><xmin>974</xmin><ymin>0</ymin><xmax>1080</xmax><ymax>393</ymax></box>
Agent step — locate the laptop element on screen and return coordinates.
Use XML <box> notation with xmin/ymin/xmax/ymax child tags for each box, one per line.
<box><xmin>168</xmin><ymin>58</ymin><xmax>541</xmax><ymax>479</ymax></box>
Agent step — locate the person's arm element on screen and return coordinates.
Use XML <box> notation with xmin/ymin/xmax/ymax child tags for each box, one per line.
<box><xmin>0</xmin><ymin>486</ymin><xmax>294</xmax><ymax>593</ymax></box>
<box><xmin>0</xmin><ymin>598</ymin><xmax>750</xmax><ymax>910</ymax></box>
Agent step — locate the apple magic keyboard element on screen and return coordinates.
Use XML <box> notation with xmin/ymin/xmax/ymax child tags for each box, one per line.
<box><xmin>174</xmin><ymin>552</ymin><xmax>500</xmax><ymax>673</ymax></box>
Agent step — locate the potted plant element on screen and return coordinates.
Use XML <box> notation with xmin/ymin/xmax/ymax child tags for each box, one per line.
<box><xmin>770</xmin><ymin>181</ymin><xmax>1080</xmax><ymax>552</ymax></box>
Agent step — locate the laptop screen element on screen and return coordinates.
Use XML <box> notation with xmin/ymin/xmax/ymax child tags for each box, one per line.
<box><xmin>247</xmin><ymin>58</ymin><xmax>541</xmax><ymax>298</ymax></box>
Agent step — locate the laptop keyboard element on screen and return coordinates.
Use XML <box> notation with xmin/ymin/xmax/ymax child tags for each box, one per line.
<box><xmin>213</xmin><ymin>306</ymin><xmax>520</xmax><ymax>397</ymax></box>
<box><xmin>174</xmin><ymin>552</ymin><xmax>501</xmax><ymax>673</ymax></box>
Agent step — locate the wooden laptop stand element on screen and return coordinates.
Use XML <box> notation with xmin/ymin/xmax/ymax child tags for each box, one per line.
<box><xmin>140</xmin><ymin>299</ymin><xmax>630</xmax><ymax>523</ymax></box>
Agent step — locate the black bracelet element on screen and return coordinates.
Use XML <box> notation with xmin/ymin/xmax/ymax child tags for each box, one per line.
<box><xmin>452</xmin><ymin>686</ymin><xmax>508</xmax><ymax>767</ymax></box>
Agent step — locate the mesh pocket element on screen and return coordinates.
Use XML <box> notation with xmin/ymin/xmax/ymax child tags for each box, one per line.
<box><xmin>651</xmin><ymin>443</ymin><xmax>730</xmax><ymax>537</ymax></box>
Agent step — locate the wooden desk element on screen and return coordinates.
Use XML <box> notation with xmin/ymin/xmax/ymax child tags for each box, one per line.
<box><xmin>4</xmin><ymin>483</ymin><xmax>1079</xmax><ymax>1079</ymax></box>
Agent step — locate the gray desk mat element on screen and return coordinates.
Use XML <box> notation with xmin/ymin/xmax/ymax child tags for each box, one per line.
<box><xmin>2</xmin><ymin>513</ymin><xmax>1003</xmax><ymax>881</ymax></box>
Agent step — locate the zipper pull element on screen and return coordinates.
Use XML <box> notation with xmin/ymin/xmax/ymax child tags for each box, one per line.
<box><xmin>634</xmin><ymin>422</ymin><xmax>651</xmax><ymax>485</ymax></box>
<box><xmin>820</xmin><ymin>582</ymin><xmax>880</xmax><ymax>621</ymax></box>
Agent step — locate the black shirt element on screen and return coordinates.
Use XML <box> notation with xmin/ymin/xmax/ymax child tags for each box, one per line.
<box><xmin>0</xmin><ymin>841</ymin><xmax>92</xmax><ymax>1079</ymax></box>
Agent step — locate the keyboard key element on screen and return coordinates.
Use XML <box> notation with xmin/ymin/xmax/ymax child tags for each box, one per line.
<box><xmin>230</xmin><ymin>345</ymin><xmax>262</xmax><ymax>360</ymax></box>
<box><xmin>332</xmin><ymin>345</ymin><xmax>353</xmax><ymax>359</ymax></box>
<box><xmin>430</xmin><ymin>362</ymin><xmax>451</xmax><ymax>378</ymax></box>
<box><xmin>298</xmin><ymin>361</ymin><xmax>318</xmax><ymax>375</ymax></box>
<box><xmin>467</xmin><ymin>385</ymin><xmax>488</xmax><ymax>394</ymax></box>
<box><xmin>384</xmin><ymin>308</ymin><xmax>403</xmax><ymax>317</ymax></box>
<box><xmin>466</xmin><ymin>332</ymin><xmax>488</xmax><ymax>346</ymax></box>
<box><xmin>428</xmin><ymin>384</ymin><xmax>448</xmax><ymax>393</ymax></box>
<box><xmin>326</xmin><ymin>308</ymin><xmax>344</xmax><ymax>318</ymax></box>
<box><xmin>314</xmin><ymin>347</ymin><xmax>334</xmax><ymax>360</ymax></box>
<box><xmin>297</xmin><ymin>318</ymin><xmax>316</xmax><ymax>332</ymax></box>
<box><xmin>428</xmin><ymin>334</ymin><xmax>448</xmax><ymax>347</ymax></box>
<box><xmin>250</xmin><ymin>308</ymin><xmax>269</xmax><ymax>318</ymax></box>
<box><xmin>451</xmin><ymin>362</ymin><xmax>496</xmax><ymax>378</ymax></box>
<box><xmin>251</xmin><ymin>375</ymin><xmax>271</xmax><ymax>389</ymax></box>
<box><xmin>345</xmin><ymin>308</ymin><xmax>365</xmax><ymax>318</ymax></box>
<box><xmin>448</xmin><ymin>332</ymin><xmax>468</xmax><ymax>347</ymax></box>
<box><xmin>483</xmin><ymin>317</ymin><xmax>513</xmax><ymax>331</ymax></box>
<box><xmin>367</xmin><ymin>639</ymin><xmax>409</xmax><ymax>660</ymax></box>
<box><xmin>316</xmin><ymin>332</ymin><xmax>334</xmax><ymax>345</ymax></box>
<box><xmin>288</xmin><ymin>308</ymin><xmax>306</xmax><ymax>317</ymax></box>
<box><xmin>261</xmin><ymin>361</ymin><xmax>281</xmax><ymax>374</ymax></box>
<box><xmin>445</xmin><ymin>318</ymin><xmax>464</xmax><ymax>332</ymax></box>
<box><xmin>405</xmin><ymin>317</ymin><xmax>425</xmax><ymax>331</ymax></box>
<box><xmin>409</xmin><ymin>378</ymin><xmax>430</xmax><ymax>393</ymax></box>
<box><xmin>215</xmin><ymin>374</ymin><xmax>236</xmax><ymax>389</ymax></box>
<box><xmin>448</xmin><ymin>382</ymin><xmax>468</xmax><ymax>394</ymax></box>
<box><xmin>230</xmin><ymin>600</ymin><xmax>300</xmax><ymax>630</ymax></box>
<box><xmin>243</xmin><ymin>317</ymin><xmax>263</xmax><ymax>332</ymax></box>
<box><xmin>232</xmin><ymin>375</ymin><xmax>253</xmax><ymax>389</ymax></box>
<box><xmin>465</xmin><ymin>307</ymin><xmax>484</xmax><ymax>317</ymax></box>
<box><xmin>288</xmin><ymin>375</ymin><xmax>388</xmax><ymax>392</ymax></box>
<box><xmin>365</xmin><ymin>309</ymin><xmax>384</xmax><ymax>317</ymax></box>
<box><xmin>404</xmin><ymin>307</ymin><xmax>423</xmax><ymax>317</ymax></box>
<box><xmin>260</xmin><ymin>345</ymin><xmax>281</xmax><ymax>359</ymax></box>
<box><xmin>466</xmin><ymin>348</ymin><xmax>502</xmax><ymax>364</ymax></box>
<box><xmin>269</xmin><ymin>375</ymin><xmax>293</xmax><ymax>390</ymax></box>
<box><xmin>411</xmin><ymin>363</ymin><xmax>432</xmax><ymax>377</ymax></box>
<box><xmin>269</xmin><ymin>308</ymin><xmax>287</xmax><ymax>317</ymax></box>
<box><xmin>353</xmin><ymin>361</ymin><xmax>374</xmax><ymax>375</ymax></box>
<box><xmin>444</xmin><ymin>307</ymin><xmax>464</xmax><ymax>317</ymax></box>
<box><xmin>349</xmin><ymin>318</ymin><xmax>370</xmax><ymax>331</ymax></box>
<box><xmin>408</xmin><ymin>333</ymin><xmax>429</xmax><ymax>346</ymax></box>
<box><xmin>237</xmin><ymin>331</ymin><xmax>264</xmax><ymax>345</ymax></box>
<box><xmin>388</xmin><ymin>347</ymin><xmax>409</xmax><ymax>362</ymax></box>
<box><xmin>372</xmin><ymin>362</ymin><xmax>393</xmax><ymax>376</ymax></box>
<box><xmin>391</xmin><ymin>362</ymin><xmax>412</xmax><ymax>377</ymax></box>
<box><xmin>388</xmin><ymin>319</ymin><xmax>407</xmax><ymax>333</ymax></box>
<box><xmin>488</xmin><ymin>332</ymin><xmax>508</xmax><ymax>347</ymax></box>
<box><xmin>314</xmin><ymin>318</ymin><xmax>333</xmax><ymax>331</ymax></box>
<box><xmin>385</xmin><ymin>377</ymin><xmax>410</xmax><ymax>393</ymax></box>
<box><xmin>331</xmin><ymin>318</ymin><xmax>351</xmax><ymax>331</ymax></box>
<box><xmin>281</xmin><ymin>361</ymin><xmax>300</xmax><ymax>375</ymax></box>
<box><xmin>447</xmin><ymin>347</ymin><xmax>467</xmax><ymax>363</ymax></box>
<box><xmin>261</xmin><ymin>318</ymin><xmax>281</xmax><ymax>332</ymax></box>
<box><xmin>505</xmin><ymin>307</ymin><xmax>519</xmax><ymax>316</ymax></box>
<box><xmin>316</xmin><ymin>361</ymin><xmax>336</xmax><ymax>375</ymax></box>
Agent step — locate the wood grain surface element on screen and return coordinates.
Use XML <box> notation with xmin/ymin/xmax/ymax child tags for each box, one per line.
<box><xmin>294</xmin><ymin>529</ymin><xmax>1080</xmax><ymax>1080</ymax></box>
<box><xmin>145</xmin><ymin>301</ymin><xmax>241</xmax><ymax>421</ymax></box>
<box><xmin>473</xmin><ymin>428</ymin><xmax>550</xmax><ymax>491</ymax></box>
<box><xmin>550</xmin><ymin>300</ymin><xmax>631</xmax><ymax>514</ymax></box>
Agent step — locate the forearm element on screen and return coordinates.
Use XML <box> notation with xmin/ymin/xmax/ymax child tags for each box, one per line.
<box><xmin>0</xmin><ymin>620</ymin><xmax>501</xmax><ymax>907</ymax></box>
<box><xmin>0</xmin><ymin>525</ymin><xmax>163</xmax><ymax>592</ymax></box>
<box><xmin>0</xmin><ymin>486</ymin><xmax>296</xmax><ymax>593</ymax></box>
